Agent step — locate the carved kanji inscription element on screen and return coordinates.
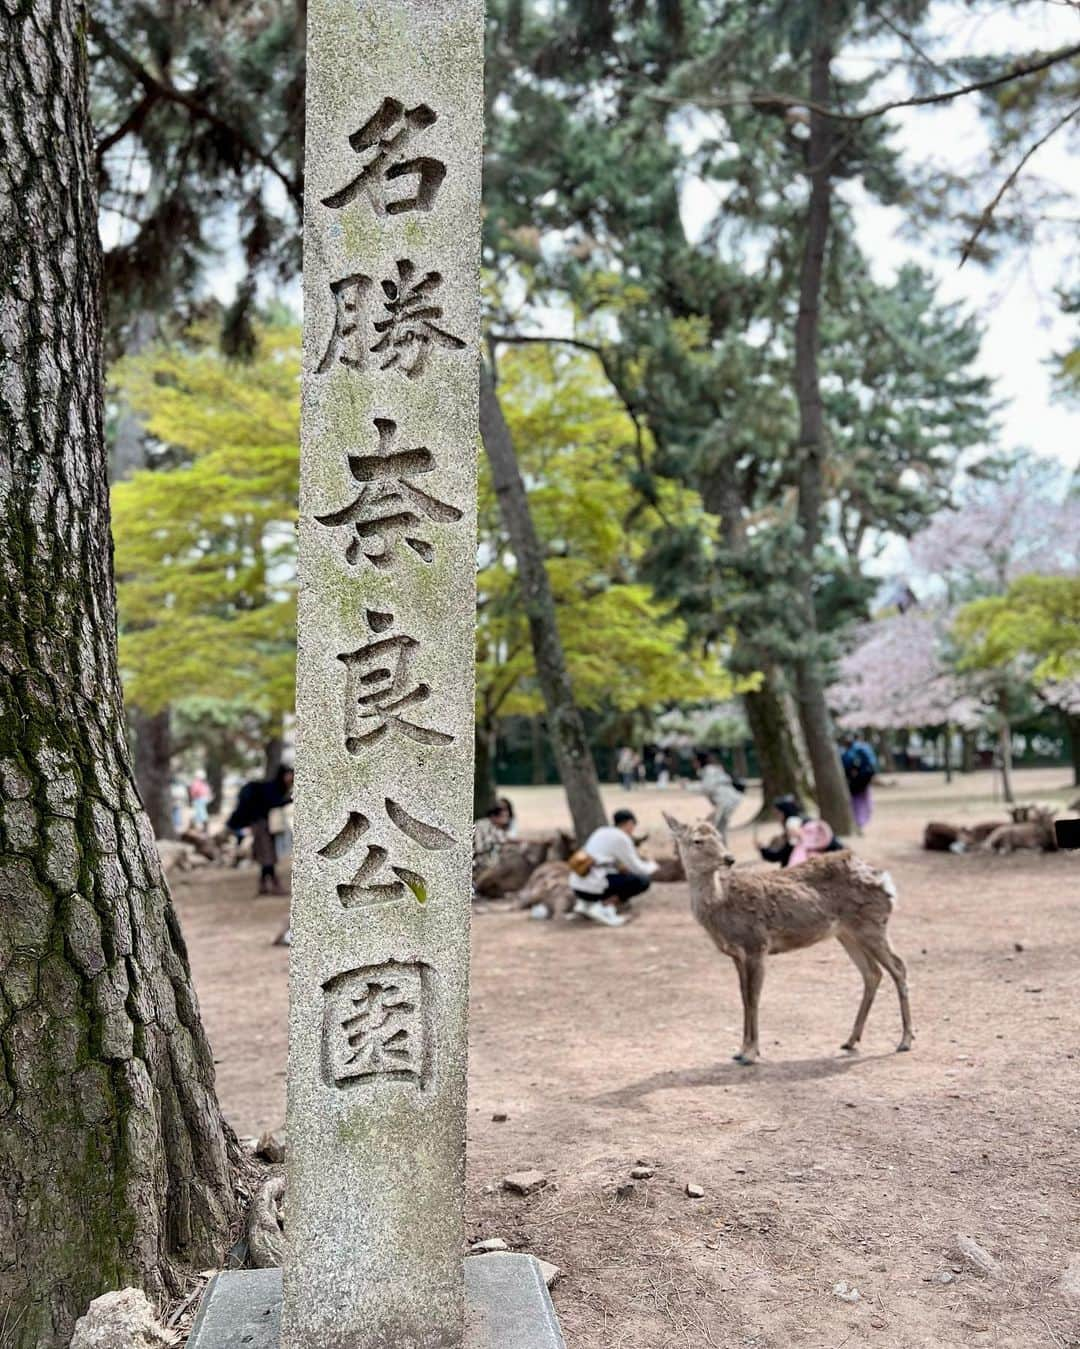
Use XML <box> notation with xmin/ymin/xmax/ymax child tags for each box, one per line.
<box><xmin>315</xmin><ymin>416</ymin><xmax>462</xmax><ymax>568</ymax></box>
<box><xmin>321</xmin><ymin>961</ymin><xmax>431</xmax><ymax>1088</ymax></box>
<box><xmin>339</xmin><ymin>608</ymin><xmax>454</xmax><ymax>753</ymax></box>
<box><xmin>316</xmin><ymin>260</ymin><xmax>465</xmax><ymax>379</ymax></box>
<box><xmin>322</xmin><ymin>98</ymin><xmax>446</xmax><ymax>216</ymax></box>
<box><xmin>317</xmin><ymin>797</ymin><xmax>454</xmax><ymax>908</ymax></box>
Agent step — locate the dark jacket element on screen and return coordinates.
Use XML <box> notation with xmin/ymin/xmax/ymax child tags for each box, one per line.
<box><xmin>227</xmin><ymin>776</ymin><xmax>292</xmax><ymax>831</ymax></box>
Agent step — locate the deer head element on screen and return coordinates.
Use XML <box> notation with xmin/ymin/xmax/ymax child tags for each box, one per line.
<box><xmin>664</xmin><ymin>813</ymin><xmax>735</xmax><ymax>871</ymax></box>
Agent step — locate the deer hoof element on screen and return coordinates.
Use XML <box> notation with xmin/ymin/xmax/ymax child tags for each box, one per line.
<box><xmin>841</xmin><ymin>1042</ymin><xmax>858</xmax><ymax>1053</ymax></box>
<box><xmin>733</xmin><ymin>1052</ymin><xmax>759</xmax><ymax>1066</ymax></box>
<box><xmin>896</xmin><ymin>1041</ymin><xmax>913</xmax><ymax>1053</ymax></box>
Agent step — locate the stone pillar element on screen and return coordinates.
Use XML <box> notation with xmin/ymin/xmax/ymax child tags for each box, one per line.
<box><xmin>284</xmin><ymin>2</ymin><xmax>482</xmax><ymax>1346</ymax></box>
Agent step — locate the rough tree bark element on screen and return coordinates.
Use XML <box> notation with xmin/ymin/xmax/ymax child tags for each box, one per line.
<box><xmin>478</xmin><ymin>363</ymin><xmax>607</xmax><ymax>840</ymax></box>
<box><xmin>790</xmin><ymin>0</ymin><xmax>854</xmax><ymax>836</ymax></box>
<box><xmin>0</xmin><ymin>4</ymin><xmax>238</xmax><ymax>1345</ymax></box>
<box><xmin>743</xmin><ymin>673</ymin><xmax>815</xmax><ymax>814</ymax></box>
<box><xmin>132</xmin><ymin>705</ymin><xmax>174</xmax><ymax>839</ymax></box>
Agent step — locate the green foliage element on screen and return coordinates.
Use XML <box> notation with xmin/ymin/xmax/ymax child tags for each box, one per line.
<box><xmin>110</xmin><ymin>329</ymin><xmax>737</xmax><ymax>730</ymax></box>
<box><xmin>477</xmin><ymin>346</ymin><xmax>742</xmax><ymax>724</ymax></box>
<box><xmin>484</xmin><ymin>0</ymin><xmax>998</xmax><ymax>696</ymax></box>
<box><xmin>90</xmin><ymin>1</ymin><xmax>304</xmax><ymax>352</ymax></box>
<box><xmin>110</xmin><ymin>322</ymin><xmax>299</xmax><ymax>716</ymax></box>
<box><xmin>954</xmin><ymin>575</ymin><xmax>1080</xmax><ymax>685</ymax></box>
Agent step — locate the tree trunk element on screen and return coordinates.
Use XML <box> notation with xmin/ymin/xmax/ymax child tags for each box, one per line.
<box><xmin>0</xmin><ymin>7</ymin><xmax>238</xmax><ymax>1344</ymax></box>
<box><xmin>998</xmin><ymin>699</ymin><xmax>1015</xmax><ymax>805</ymax></box>
<box><xmin>790</xmin><ymin>0</ymin><xmax>854</xmax><ymax>837</ymax></box>
<box><xmin>961</xmin><ymin>730</ymin><xmax>976</xmax><ymax>774</ymax></box>
<box><xmin>743</xmin><ymin>673</ymin><xmax>813</xmax><ymax>816</ymax></box>
<box><xmin>264</xmin><ymin>733</ymin><xmax>284</xmax><ymax>777</ymax></box>
<box><xmin>479</xmin><ymin>363</ymin><xmax>607</xmax><ymax>840</ymax></box>
<box><xmin>206</xmin><ymin>743</ymin><xmax>225</xmax><ymax>816</ymax></box>
<box><xmin>531</xmin><ymin>714</ymin><xmax>548</xmax><ymax>785</ymax></box>
<box><xmin>133</xmin><ymin>705</ymin><xmax>174</xmax><ymax>839</ymax></box>
<box><xmin>942</xmin><ymin>723</ymin><xmax>953</xmax><ymax>784</ymax></box>
<box><xmin>1064</xmin><ymin>711</ymin><xmax>1080</xmax><ymax>788</ymax></box>
<box><xmin>473</xmin><ymin>723</ymin><xmax>497</xmax><ymax>820</ymax></box>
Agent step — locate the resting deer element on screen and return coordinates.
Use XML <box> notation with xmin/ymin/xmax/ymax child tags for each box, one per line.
<box><xmin>665</xmin><ymin>814</ymin><xmax>913</xmax><ymax>1065</ymax></box>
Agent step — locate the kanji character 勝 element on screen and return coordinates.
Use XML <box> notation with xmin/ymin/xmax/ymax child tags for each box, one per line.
<box><xmin>315</xmin><ymin>416</ymin><xmax>462</xmax><ymax>567</ymax></box>
<box><xmin>338</xmin><ymin>609</ymin><xmax>455</xmax><ymax>753</ymax></box>
<box><xmin>373</xmin><ymin>259</ymin><xmax>466</xmax><ymax>380</ymax></box>
<box><xmin>316</xmin><ymin>260</ymin><xmax>465</xmax><ymax>380</ymax></box>
<box><xmin>321</xmin><ymin>98</ymin><xmax>446</xmax><ymax>216</ymax></box>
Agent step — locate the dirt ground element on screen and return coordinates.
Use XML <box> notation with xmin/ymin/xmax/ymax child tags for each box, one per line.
<box><xmin>175</xmin><ymin>767</ymin><xmax>1080</xmax><ymax>1348</ymax></box>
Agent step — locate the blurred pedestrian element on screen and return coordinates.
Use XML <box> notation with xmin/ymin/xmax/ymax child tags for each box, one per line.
<box><xmin>616</xmin><ymin>746</ymin><xmax>637</xmax><ymax>791</ymax></box>
<box><xmin>188</xmin><ymin>772</ymin><xmax>211</xmax><ymax>829</ymax></box>
<box><xmin>227</xmin><ymin>764</ymin><xmax>294</xmax><ymax>895</ymax></box>
<box><xmin>841</xmin><ymin>734</ymin><xmax>878</xmax><ymax>834</ymax></box>
<box><xmin>698</xmin><ymin>753</ymin><xmax>744</xmax><ymax>842</ymax></box>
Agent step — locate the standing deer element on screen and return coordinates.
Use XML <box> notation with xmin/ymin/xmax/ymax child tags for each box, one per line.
<box><xmin>665</xmin><ymin>813</ymin><xmax>914</xmax><ymax>1065</ymax></box>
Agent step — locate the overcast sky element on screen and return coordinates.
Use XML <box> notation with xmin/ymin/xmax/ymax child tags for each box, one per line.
<box><xmin>683</xmin><ymin>2</ymin><xmax>1080</xmax><ymax>471</ymax></box>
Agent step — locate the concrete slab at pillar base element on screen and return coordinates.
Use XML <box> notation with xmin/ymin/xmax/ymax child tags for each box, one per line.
<box><xmin>187</xmin><ymin>1255</ymin><xmax>566</xmax><ymax>1349</ymax></box>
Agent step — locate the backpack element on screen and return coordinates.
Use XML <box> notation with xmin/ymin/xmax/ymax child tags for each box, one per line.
<box><xmin>568</xmin><ymin>848</ymin><xmax>594</xmax><ymax>877</ymax></box>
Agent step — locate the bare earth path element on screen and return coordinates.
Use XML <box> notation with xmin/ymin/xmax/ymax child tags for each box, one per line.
<box><xmin>176</xmin><ymin>768</ymin><xmax>1080</xmax><ymax>1348</ymax></box>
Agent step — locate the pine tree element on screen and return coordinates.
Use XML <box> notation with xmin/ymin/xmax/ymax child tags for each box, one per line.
<box><xmin>0</xmin><ymin>3</ymin><xmax>238</xmax><ymax>1345</ymax></box>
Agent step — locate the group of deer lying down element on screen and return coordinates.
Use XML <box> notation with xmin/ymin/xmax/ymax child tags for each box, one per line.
<box><xmin>923</xmin><ymin>801</ymin><xmax>1060</xmax><ymax>854</ymax></box>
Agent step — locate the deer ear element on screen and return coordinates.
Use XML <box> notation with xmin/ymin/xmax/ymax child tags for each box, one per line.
<box><xmin>663</xmin><ymin>812</ymin><xmax>687</xmax><ymax>838</ymax></box>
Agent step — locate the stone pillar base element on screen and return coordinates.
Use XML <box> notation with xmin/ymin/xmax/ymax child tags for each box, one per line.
<box><xmin>188</xmin><ymin>1255</ymin><xmax>565</xmax><ymax>1349</ymax></box>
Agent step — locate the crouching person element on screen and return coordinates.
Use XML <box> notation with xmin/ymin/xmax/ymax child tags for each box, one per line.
<box><xmin>569</xmin><ymin>809</ymin><xmax>658</xmax><ymax>928</ymax></box>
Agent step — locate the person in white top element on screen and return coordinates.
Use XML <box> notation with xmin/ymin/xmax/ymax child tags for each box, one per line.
<box><xmin>570</xmin><ymin>809</ymin><xmax>659</xmax><ymax>928</ymax></box>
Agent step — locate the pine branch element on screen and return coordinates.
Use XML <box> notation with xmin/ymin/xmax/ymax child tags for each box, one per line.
<box><xmin>959</xmin><ymin>102</ymin><xmax>1080</xmax><ymax>266</ymax></box>
<box><xmin>89</xmin><ymin>19</ymin><xmax>303</xmax><ymax>210</ymax></box>
<box><xmin>96</xmin><ymin>93</ymin><xmax>157</xmax><ymax>161</ymax></box>
<box><xmin>654</xmin><ymin>40</ymin><xmax>1080</xmax><ymax>124</ymax></box>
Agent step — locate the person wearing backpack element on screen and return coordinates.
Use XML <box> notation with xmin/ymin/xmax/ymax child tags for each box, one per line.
<box><xmin>841</xmin><ymin>735</ymin><xmax>878</xmax><ymax>835</ymax></box>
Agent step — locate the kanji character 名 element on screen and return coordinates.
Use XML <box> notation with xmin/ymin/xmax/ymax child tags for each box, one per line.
<box><xmin>316</xmin><ymin>260</ymin><xmax>465</xmax><ymax>380</ymax></box>
<box><xmin>321</xmin><ymin>961</ymin><xmax>431</xmax><ymax>1087</ymax></box>
<box><xmin>321</xmin><ymin>98</ymin><xmax>446</xmax><ymax>216</ymax></box>
<box><xmin>316</xmin><ymin>797</ymin><xmax>453</xmax><ymax>908</ymax></box>
<box><xmin>338</xmin><ymin>609</ymin><xmax>455</xmax><ymax>752</ymax></box>
<box><xmin>315</xmin><ymin>416</ymin><xmax>462</xmax><ymax>567</ymax></box>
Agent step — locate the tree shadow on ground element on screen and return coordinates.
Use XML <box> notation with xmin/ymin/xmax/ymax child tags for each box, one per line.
<box><xmin>592</xmin><ymin>1050</ymin><xmax>897</xmax><ymax>1109</ymax></box>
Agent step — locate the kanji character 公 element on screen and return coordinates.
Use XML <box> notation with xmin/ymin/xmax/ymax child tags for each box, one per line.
<box><xmin>315</xmin><ymin>416</ymin><xmax>462</xmax><ymax>567</ymax></box>
<box><xmin>317</xmin><ymin>797</ymin><xmax>454</xmax><ymax>908</ymax></box>
<box><xmin>338</xmin><ymin>609</ymin><xmax>455</xmax><ymax>753</ymax></box>
<box><xmin>321</xmin><ymin>98</ymin><xmax>446</xmax><ymax>216</ymax></box>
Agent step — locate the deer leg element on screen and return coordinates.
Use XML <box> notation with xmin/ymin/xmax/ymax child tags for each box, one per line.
<box><xmin>731</xmin><ymin>957</ymin><xmax>752</xmax><ymax>1062</ymax></box>
<box><xmin>862</xmin><ymin>931</ymin><xmax>914</xmax><ymax>1052</ymax></box>
<box><xmin>733</xmin><ymin>954</ymin><xmax>764</xmax><ymax>1065</ymax></box>
<box><xmin>836</xmin><ymin>931</ymin><xmax>881</xmax><ymax>1051</ymax></box>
